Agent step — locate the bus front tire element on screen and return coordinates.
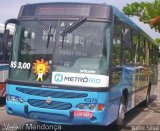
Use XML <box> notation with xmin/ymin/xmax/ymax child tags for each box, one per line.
<box><xmin>116</xmin><ymin>96</ymin><xmax>126</xmax><ymax>126</ymax></box>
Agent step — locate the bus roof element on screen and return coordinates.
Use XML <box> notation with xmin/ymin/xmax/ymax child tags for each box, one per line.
<box><xmin>19</xmin><ymin>2</ymin><xmax>158</xmax><ymax>47</ymax></box>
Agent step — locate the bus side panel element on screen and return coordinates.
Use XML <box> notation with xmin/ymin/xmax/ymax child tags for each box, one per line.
<box><xmin>150</xmin><ymin>66</ymin><xmax>158</xmax><ymax>95</ymax></box>
<box><xmin>106</xmin><ymin>96</ymin><xmax>121</xmax><ymax>125</ymax></box>
<box><xmin>122</xmin><ymin>66</ymin><xmax>135</xmax><ymax>111</ymax></box>
<box><xmin>0</xmin><ymin>64</ymin><xmax>9</xmax><ymax>97</ymax></box>
<box><xmin>0</xmin><ymin>83</ymin><xmax>6</xmax><ymax>97</ymax></box>
<box><xmin>107</xmin><ymin>65</ymin><xmax>144</xmax><ymax>122</ymax></box>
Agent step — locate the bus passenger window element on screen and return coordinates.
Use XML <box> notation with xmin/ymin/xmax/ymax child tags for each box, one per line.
<box><xmin>112</xmin><ymin>23</ymin><xmax>122</xmax><ymax>86</ymax></box>
<box><xmin>139</xmin><ymin>37</ymin><xmax>145</xmax><ymax>65</ymax></box>
<box><xmin>149</xmin><ymin>43</ymin><xmax>152</xmax><ymax>65</ymax></box>
<box><xmin>123</xmin><ymin>50</ymin><xmax>130</xmax><ymax>65</ymax></box>
<box><xmin>145</xmin><ymin>41</ymin><xmax>150</xmax><ymax>65</ymax></box>
<box><xmin>131</xmin><ymin>32</ymin><xmax>139</xmax><ymax>64</ymax></box>
<box><xmin>151</xmin><ymin>44</ymin><xmax>158</xmax><ymax>65</ymax></box>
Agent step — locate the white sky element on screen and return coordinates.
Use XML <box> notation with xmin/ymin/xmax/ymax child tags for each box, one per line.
<box><xmin>0</xmin><ymin>0</ymin><xmax>159</xmax><ymax>39</ymax></box>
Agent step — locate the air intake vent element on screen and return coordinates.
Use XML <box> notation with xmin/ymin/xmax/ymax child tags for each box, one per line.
<box><xmin>28</xmin><ymin>99</ymin><xmax>72</xmax><ymax>110</ymax></box>
<box><xmin>16</xmin><ymin>87</ymin><xmax>88</xmax><ymax>98</ymax></box>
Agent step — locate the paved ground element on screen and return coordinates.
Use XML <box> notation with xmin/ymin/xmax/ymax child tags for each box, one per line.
<box><xmin>122</xmin><ymin>86</ymin><xmax>160</xmax><ymax>131</ymax></box>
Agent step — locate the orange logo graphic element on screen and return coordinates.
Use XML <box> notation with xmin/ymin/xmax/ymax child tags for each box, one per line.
<box><xmin>33</xmin><ymin>59</ymin><xmax>49</xmax><ymax>81</ymax></box>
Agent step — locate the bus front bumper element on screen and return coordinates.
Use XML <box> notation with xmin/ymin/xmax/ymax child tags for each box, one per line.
<box><xmin>6</xmin><ymin>101</ymin><xmax>108</xmax><ymax>126</ymax></box>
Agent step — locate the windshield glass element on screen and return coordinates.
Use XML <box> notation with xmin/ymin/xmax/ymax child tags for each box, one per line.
<box><xmin>54</xmin><ymin>21</ymin><xmax>110</xmax><ymax>73</ymax></box>
<box><xmin>9</xmin><ymin>20</ymin><xmax>111</xmax><ymax>87</ymax></box>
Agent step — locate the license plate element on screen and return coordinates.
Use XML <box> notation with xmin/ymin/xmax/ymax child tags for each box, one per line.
<box><xmin>73</xmin><ymin>110</ymin><xmax>93</xmax><ymax>118</ymax></box>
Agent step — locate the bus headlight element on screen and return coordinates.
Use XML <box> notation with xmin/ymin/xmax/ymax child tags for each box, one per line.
<box><xmin>10</xmin><ymin>96</ymin><xmax>16</xmax><ymax>102</ymax></box>
<box><xmin>18</xmin><ymin>97</ymin><xmax>24</xmax><ymax>103</ymax></box>
<box><xmin>77</xmin><ymin>104</ymin><xmax>85</xmax><ymax>109</ymax></box>
<box><xmin>89</xmin><ymin>104</ymin><xmax>96</xmax><ymax>110</ymax></box>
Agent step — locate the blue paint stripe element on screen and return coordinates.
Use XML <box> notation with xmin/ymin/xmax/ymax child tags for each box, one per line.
<box><xmin>0</xmin><ymin>64</ymin><xmax>9</xmax><ymax>71</ymax></box>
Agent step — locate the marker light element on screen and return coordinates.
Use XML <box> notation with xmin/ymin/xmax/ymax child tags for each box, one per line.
<box><xmin>98</xmin><ymin>104</ymin><xmax>104</xmax><ymax>111</ymax></box>
<box><xmin>10</xmin><ymin>96</ymin><xmax>16</xmax><ymax>102</ymax></box>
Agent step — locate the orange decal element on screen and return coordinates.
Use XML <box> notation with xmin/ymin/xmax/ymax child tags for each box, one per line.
<box><xmin>33</xmin><ymin>59</ymin><xmax>49</xmax><ymax>81</ymax></box>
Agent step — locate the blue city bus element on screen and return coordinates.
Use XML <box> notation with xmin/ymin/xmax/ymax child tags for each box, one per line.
<box><xmin>4</xmin><ymin>2</ymin><xmax>159</xmax><ymax>126</ymax></box>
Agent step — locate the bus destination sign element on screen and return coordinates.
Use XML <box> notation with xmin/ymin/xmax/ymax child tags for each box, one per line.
<box><xmin>35</xmin><ymin>4</ymin><xmax>91</xmax><ymax>17</ymax></box>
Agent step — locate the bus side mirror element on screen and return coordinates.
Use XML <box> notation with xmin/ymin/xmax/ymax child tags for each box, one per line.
<box><xmin>2</xmin><ymin>19</ymin><xmax>17</xmax><ymax>62</ymax></box>
<box><xmin>4</xmin><ymin>19</ymin><xmax>18</xmax><ymax>46</ymax></box>
<box><xmin>122</xmin><ymin>28</ymin><xmax>131</xmax><ymax>50</ymax></box>
<box><xmin>3</xmin><ymin>29</ymin><xmax>10</xmax><ymax>48</ymax></box>
<box><xmin>5</xmin><ymin>19</ymin><xmax>18</xmax><ymax>27</ymax></box>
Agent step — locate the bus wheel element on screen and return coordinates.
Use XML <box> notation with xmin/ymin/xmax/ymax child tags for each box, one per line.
<box><xmin>0</xmin><ymin>97</ymin><xmax>6</xmax><ymax>106</ymax></box>
<box><xmin>144</xmin><ymin>84</ymin><xmax>151</xmax><ymax>106</ymax></box>
<box><xmin>117</xmin><ymin>96</ymin><xmax>126</xmax><ymax>125</ymax></box>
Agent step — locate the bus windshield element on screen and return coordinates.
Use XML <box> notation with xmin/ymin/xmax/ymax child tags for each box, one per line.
<box><xmin>9</xmin><ymin>20</ymin><xmax>111</xmax><ymax>87</ymax></box>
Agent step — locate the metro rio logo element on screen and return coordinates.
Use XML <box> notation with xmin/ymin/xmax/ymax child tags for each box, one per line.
<box><xmin>54</xmin><ymin>73</ymin><xmax>63</xmax><ymax>82</ymax></box>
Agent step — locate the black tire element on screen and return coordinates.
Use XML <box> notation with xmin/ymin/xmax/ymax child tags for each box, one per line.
<box><xmin>116</xmin><ymin>96</ymin><xmax>127</xmax><ymax>125</ymax></box>
<box><xmin>144</xmin><ymin>85</ymin><xmax>151</xmax><ymax>106</ymax></box>
<box><xmin>0</xmin><ymin>97</ymin><xmax>6</xmax><ymax>106</ymax></box>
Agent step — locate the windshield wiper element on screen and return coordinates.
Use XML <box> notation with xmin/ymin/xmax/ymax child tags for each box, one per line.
<box><xmin>60</xmin><ymin>17</ymin><xmax>86</xmax><ymax>48</ymax></box>
<box><xmin>46</xmin><ymin>22</ymin><xmax>53</xmax><ymax>48</ymax></box>
<box><xmin>34</xmin><ymin>16</ymin><xmax>49</xmax><ymax>34</ymax></box>
<box><xmin>60</xmin><ymin>17</ymin><xmax>87</xmax><ymax>36</ymax></box>
<box><xmin>34</xmin><ymin>16</ymin><xmax>53</xmax><ymax>48</ymax></box>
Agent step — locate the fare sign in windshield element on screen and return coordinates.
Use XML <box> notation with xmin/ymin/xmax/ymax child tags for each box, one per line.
<box><xmin>52</xmin><ymin>72</ymin><xmax>109</xmax><ymax>88</ymax></box>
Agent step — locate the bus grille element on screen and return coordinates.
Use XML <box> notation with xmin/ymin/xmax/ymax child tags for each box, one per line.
<box><xmin>16</xmin><ymin>87</ymin><xmax>88</xmax><ymax>98</ymax></box>
<box><xmin>28</xmin><ymin>99</ymin><xmax>72</xmax><ymax>110</ymax></box>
